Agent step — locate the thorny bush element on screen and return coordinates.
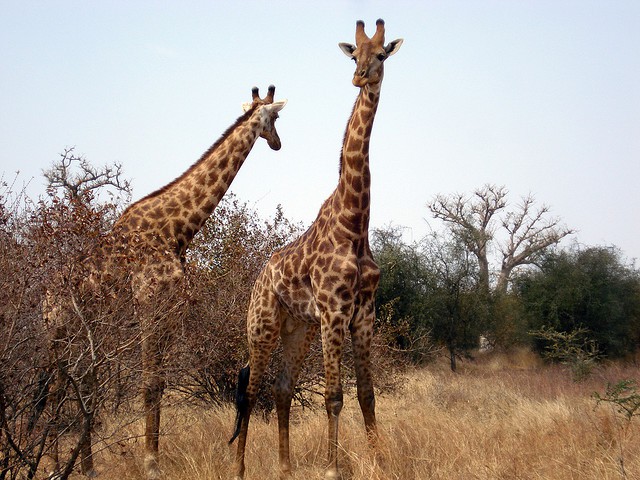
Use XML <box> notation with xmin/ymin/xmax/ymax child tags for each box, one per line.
<box><xmin>1</xmin><ymin>167</ymin><xmax>411</xmax><ymax>478</ymax></box>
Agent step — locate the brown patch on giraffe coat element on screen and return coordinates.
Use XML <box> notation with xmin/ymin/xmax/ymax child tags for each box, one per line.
<box><xmin>360</xmin><ymin>192</ymin><xmax>370</xmax><ymax>210</ymax></box>
<box><xmin>207</xmin><ymin>172</ymin><xmax>219</xmax><ymax>186</ymax></box>
<box><xmin>190</xmin><ymin>212</ymin><xmax>203</xmax><ymax>227</ymax></box>
<box><xmin>349</xmin><ymin>156</ymin><xmax>364</xmax><ymax>172</ymax></box>
<box><xmin>321</xmin><ymin>274</ymin><xmax>340</xmax><ymax>290</ymax></box>
<box><xmin>148</xmin><ymin>207</ymin><xmax>163</xmax><ymax>220</ymax></box>
<box><xmin>191</xmin><ymin>186</ymin><xmax>204</xmax><ymax>201</ymax></box>
<box><xmin>179</xmin><ymin>191</ymin><xmax>193</xmax><ymax>210</ymax></box>
<box><xmin>217</xmin><ymin>156</ymin><xmax>229</xmax><ymax>172</ymax></box>
<box><xmin>202</xmin><ymin>198</ymin><xmax>215</xmax><ymax>213</ymax></box>
<box><xmin>347</xmin><ymin>138</ymin><xmax>363</xmax><ymax>152</ymax></box>
<box><xmin>352</xmin><ymin>176</ymin><xmax>363</xmax><ymax>192</ymax></box>
<box><xmin>342</xmin><ymin>191</ymin><xmax>359</xmax><ymax>209</ymax></box>
<box><xmin>173</xmin><ymin>219</ymin><xmax>185</xmax><ymax>235</ymax></box>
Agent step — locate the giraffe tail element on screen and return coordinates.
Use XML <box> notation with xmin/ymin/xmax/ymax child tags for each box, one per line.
<box><xmin>229</xmin><ymin>364</ymin><xmax>250</xmax><ymax>444</ymax></box>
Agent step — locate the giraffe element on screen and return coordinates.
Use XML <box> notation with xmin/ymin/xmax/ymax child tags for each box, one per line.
<box><xmin>230</xmin><ymin>20</ymin><xmax>402</xmax><ymax>480</ymax></box>
<box><xmin>42</xmin><ymin>86</ymin><xmax>286</xmax><ymax>479</ymax></box>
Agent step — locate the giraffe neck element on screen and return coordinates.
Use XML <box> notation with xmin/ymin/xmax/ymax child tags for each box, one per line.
<box><xmin>334</xmin><ymin>81</ymin><xmax>381</xmax><ymax>236</ymax></box>
<box><xmin>115</xmin><ymin>107</ymin><xmax>264</xmax><ymax>254</ymax></box>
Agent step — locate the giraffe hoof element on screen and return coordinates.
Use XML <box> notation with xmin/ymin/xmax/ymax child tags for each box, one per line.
<box><xmin>324</xmin><ymin>468</ymin><xmax>342</xmax><ymax>480</ymax></box>
<box><xmin>279</xmin><ymin>468</ymin><xmax>292</xmax><ymax>479</ymax></box>
<box><xmin>144</xmin><ymin>455</ymin><xmax>162</xmax><ymax>480</ymax></box>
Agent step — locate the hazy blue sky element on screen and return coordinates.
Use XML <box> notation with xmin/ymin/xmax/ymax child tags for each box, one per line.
<box><xmin>2</xmin><ymin>1</ymin><xmax>639</xmax><ymax>262</ymax></box>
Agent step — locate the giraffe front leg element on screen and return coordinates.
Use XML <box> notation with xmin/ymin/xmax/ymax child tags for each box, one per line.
<box><xmin>135</xmin><ymin>262</ymin><xmax>183</xmax><ymax>480</ymax></box>
<box><xmin>143</xmin><ymin>371</ymin><xmax>163</xmax><ymax>479</ymax></box>
<box><xmin>142</xmin><ymin>332</ymin><xmax>165</xmax><ymax>480</ymax></box>
<box><xmin>320</xmin><ymin>316</ymin><xmax>346</xmax><ymax>480</ymax></box>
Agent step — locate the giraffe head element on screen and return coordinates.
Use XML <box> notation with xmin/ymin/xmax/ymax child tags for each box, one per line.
<box><xmin>339</xmin><ymin>19</ymin><xmax>403</xmax><ymax>87</ymax></box>
<box><xmin>241</xmin><ymin>85</ymin><xmax>287</xmax><ymax>150</ymax></box>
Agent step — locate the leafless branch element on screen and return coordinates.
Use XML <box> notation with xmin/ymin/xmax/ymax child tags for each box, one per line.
<box><xmin>43</xmin><ymin>147</ymin><xmax>132</xmax><ymax>202</ymax></box>
<box><xmin>430</xmin><ymin>184</ymin><xmax>573</xmax><ymax>294</ymax></box>
<box><xmin>496</xmin><ymin>193</ymin><xmax>574</xmax><ymax>293</ymax></box>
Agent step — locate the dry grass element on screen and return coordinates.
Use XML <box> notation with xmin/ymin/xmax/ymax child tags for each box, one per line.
<box><xmin>69</xmin><ymin>350</ymin><xmax>639</xmax><ymax>479</ymax></box>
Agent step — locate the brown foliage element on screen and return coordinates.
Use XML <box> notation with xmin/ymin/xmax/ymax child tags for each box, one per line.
<box><xmin>1</xmin><ymin>174</ymin><xmax>140</xmax><ymax>479</ymax></box>
<box><xmin>1</xmin><ymin>168</ymin><xmax>407</xmax><ymax>477</ymax></box>
<box><xmin>172</xmin><ymin>195</ymin><xmax>305</xmax><ymax>412</ymax></box>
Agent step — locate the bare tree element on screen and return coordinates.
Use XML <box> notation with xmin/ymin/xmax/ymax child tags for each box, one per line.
<box><xmin>429</xmin><ymin>184</ymin><xmax>573</xmax><ymax>295</ymax></box>
<box><xmin>43</xmin><ymin>148</ymin><xmax>132</xmax><ymax>204</ymax></box>
<box><xmin>429</xmin><ymin>184</ymin><xmax>507</xmax><ymax>294</ymax></box>
<box><xmin>15</xmin><ymin>183</ymin><xmax>141</xmax><ymax>479</ymax></box>
<box><xmin>0</xmin><ymin>163</ymin><xmax>140</xmax><ymax>479</ymax></box>
<box><xmin>497</xmin><ymin>194</ymin><xmax>573</xmax><ymax>294</ymax></box>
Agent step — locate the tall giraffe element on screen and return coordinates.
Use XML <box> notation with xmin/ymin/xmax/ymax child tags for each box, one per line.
<box><xmin>230</xmin><ymin>20</ymin><xmax>402</xmax><ymax>480</ymax></box>
<box><xmin>43</xmin><ymin>86</ymin><xmax>286</xmax><ymax>480</ymax></box>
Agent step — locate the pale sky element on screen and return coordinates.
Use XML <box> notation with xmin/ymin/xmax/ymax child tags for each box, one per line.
<box><xmin>2</xmin><ymin>1</ymin><xmax>639</xmax><ymax>262</ymax></box>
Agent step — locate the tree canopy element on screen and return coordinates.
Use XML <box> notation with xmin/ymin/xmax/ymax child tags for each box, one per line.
<box><xmin>515</xmin><ymin>246</ymin><xmax>640</xmax><ymax>358</ymax></box>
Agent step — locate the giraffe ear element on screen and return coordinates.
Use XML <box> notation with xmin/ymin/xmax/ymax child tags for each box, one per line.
<box><xmin>339</xmin><ymin>42</ymin><xmax>356</xmax><ymax>58</ymax></box>
<box><xmin>265</xmin><ymin>100</ymin><xmax>287</xmax><ymax>114</ymax></box>
<box><xmin>384</xmin><ymin>38</ymin><xmax>403</xmax><ymax>56</ymax></box>
<box><xmin>241</xmin><ymin>102</ymin><xmax>253</xmax><ymax>113</ymax></box>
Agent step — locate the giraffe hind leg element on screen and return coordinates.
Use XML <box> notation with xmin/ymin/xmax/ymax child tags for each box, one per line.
<box><xmin>274</xmin><ymin>320</ymin><xmax>318</xmax><ymax>477</ymax></box>
<box><xmin>320</xmin><ymin>314</ymin><xmax>347</xmax><ymax>480</ymax></box>
<box><xmin>232</xmin><ymin>278</ymin><xmax>281</xmax><ymax>480</ymax></box>
<box><xmin>232</xmin><ymin>350</ymin><xmax>275</xmax><ymax>480</ymax></box>
<box><xmin>350</xmin><ymin>303</ymin><xmax>377</xmax><ymax>443</ymax></box>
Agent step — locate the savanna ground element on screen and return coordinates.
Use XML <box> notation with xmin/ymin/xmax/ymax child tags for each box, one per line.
<box><xmin>52</xmin><ymin>349</ymin><xmax>639</xmax><ymax>480</ymax></box>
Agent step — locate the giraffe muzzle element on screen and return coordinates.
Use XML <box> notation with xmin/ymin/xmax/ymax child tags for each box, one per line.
<box><xmin>353</xmin><ymin>75</ymin><xmax>368</xmax><ymax>87</ymax></box>
<box><xmin>267</xmin><ymin>134</ymin><xmax>282</xmax><ymax>150</ymax></box>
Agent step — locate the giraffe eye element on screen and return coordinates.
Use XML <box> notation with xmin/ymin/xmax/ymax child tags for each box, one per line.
<box><xmin>377</xmin><ymin>53</ymin><xmax>386</xmax><ymax>61</ymax></box>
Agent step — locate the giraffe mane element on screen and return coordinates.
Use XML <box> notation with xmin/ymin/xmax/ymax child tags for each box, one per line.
<box><xmin>338</xmin><ymin>92</ymin><xmax>360</xmax><ymax>176</ymax></box>
<box><xmin>121</xmin><ymin>105</ymin><xmax>258</xmax><ymax>212</ymax></box>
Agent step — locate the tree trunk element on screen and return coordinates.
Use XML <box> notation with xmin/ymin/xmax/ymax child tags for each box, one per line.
<box><xmin>495</xmin><ymin>266</ymin><xmax>511</xmax><ymax>296</ymax></box>
<box><xmin>477</xmin><ymin>247</ymin><xmax>490</xmax><ymax>296</ymax></box>
<box><xmin>449</xmin><ymin>345</ymin><xmax>457</xmax><ymax>372</ymax></box>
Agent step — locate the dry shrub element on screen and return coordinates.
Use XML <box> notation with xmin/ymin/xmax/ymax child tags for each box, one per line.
<box><xmin>0</xmin><ymin>174</ymin><xmax>143</xmax><ymax>479</ymax></box>
<box><xmin>1</xmin><ymin>176</ymin><xmax>51</xmax><ymax>478</ymax></box>
<box><xmin>170</xmin><ymin>195</ymin><xmax>305</xmax><ymax>412</ymax></box>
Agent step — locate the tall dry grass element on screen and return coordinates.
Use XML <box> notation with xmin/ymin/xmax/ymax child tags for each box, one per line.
<box><xmin>68</xmin><ymin>350</ymin><xmax>639</xmax><ymax>479</ymax></box>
